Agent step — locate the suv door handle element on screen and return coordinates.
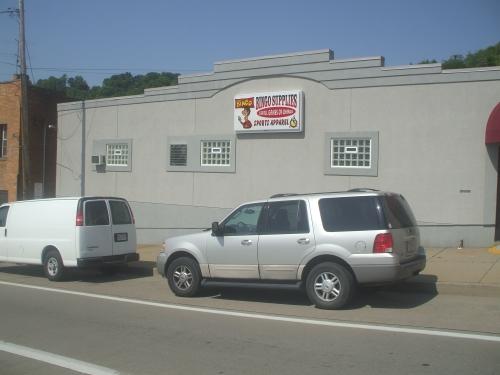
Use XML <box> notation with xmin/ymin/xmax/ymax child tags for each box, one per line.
<box><xmin>297</xmin><ymin>238</ymin><xmax>310</xmax><ymax>245</ymax></box>
<box><xmin>241</xmin><ymin>239</ymin><xmax>253</xmax><ymax>246</ymax></box>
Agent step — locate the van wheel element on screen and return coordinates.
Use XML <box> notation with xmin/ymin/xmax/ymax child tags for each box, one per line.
<box><xmin>306</xmin><ymin>262</ymin><xmax>354</xmax><ymax>309</ymax></box>
<box><xmin>43</xmin><ymin>250</ymin><xmax>65</xmax><ymax>281</ymax></box>
<box><xmin>166</xmin><ymin>257</ymin><xmax>201</xmax><ymax>297</ymax></box>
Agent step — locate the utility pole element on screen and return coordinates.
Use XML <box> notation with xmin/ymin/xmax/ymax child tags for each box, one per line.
<box><xmin>19</xmin><ymin>0</ymin><xmax>31</xmax><ymax>200</ymax></box>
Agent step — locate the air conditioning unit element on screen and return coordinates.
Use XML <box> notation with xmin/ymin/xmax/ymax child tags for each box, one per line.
<box><xmin>91</xmin><ymin>155</ymin><xmax>106</xmax><ymax>165</ymax></box>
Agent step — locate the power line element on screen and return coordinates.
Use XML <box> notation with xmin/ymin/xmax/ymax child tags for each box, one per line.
<box><xmin>0</xmin><ymin>61</ymin><xmax>201</xmax><ymax>73</ymax></box>
<box><xmin>0</xmin><ymin>8</ymin><xmax>19</xmax><ymax>16</ymax></box>
<box><xmin>0</xmin><ymin>60</ymin><xmax>17</xmax><ymax>66</ymax></box>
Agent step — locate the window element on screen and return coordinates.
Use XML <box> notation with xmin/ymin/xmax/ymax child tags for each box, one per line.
<box><xmin>166</xmin><ymin>135</ymin><xmax>236</xmax><ymax>173</ymax></box>
<box><xmin>319</xmin><ymin>197</ymin><xmax>384</xmax><ymax>232</ymax></box>
<box><xmin>0</xmin><ymin>190</ymin><xmax>7</xmax><ymax>205</ymax></box>
<box><xmin>0</xmin><ymin>206</ymin><xmax>9</xmax><ymax>227</ymax></box>
<box><xmin>109</xmin><ymin>200</ymin><xmax>133</xmax><ymax>225</ymax></box>
<box><xmin>170</xmin><ymin>144</ymin><xmax>187</xmax><ymax>166</ymax></box>
<box><xmin>106</xmin><ymin>143</ymin><xmax>129</xmax><ymax>166</ymax></box>
<box><xmin>0</xmin><ymin>124</ymin><xmax>6</xmax><ymax>158</ymax></box>
<box><xmin>325</xmin><ymin>132</ymin><xmax>379</xmax><ymax>177</ymax></box>
<box><xmin>222</xmin><ymin>203</ymin><xmax>264</xmax><ymax>235</ymax></box>
<box><xmin>92</xmin><ymin>139</ymin><xmax>132</xmax><ymax>172</ymax></box>
<box><xmin>85</xmin><ymin>200</ymin><xmax>110</xmax><ymax>226</ymax></box>
<box><xmin>263</xmin><ymin>200</ymin><xmax>309</xmax><ymax>234</ymax></box>
<box><xmin>380</xmin><ymin>194</ymin><xmax>417</xmax><ymax>229</ymax></box>
<box><xmin>201</xmin><ymin>140</ymin><xmax>231</xmax><ymax>166</ymax></box>
<box><xmin>331</xmin><ymin>138</ymin><xmax>371</xmax><ymax>168</ymax></box>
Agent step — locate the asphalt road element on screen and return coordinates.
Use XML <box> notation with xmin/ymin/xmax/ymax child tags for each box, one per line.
<box><xmin>0</xmin><ymin>263</ymin><xmax>499</xmax><ymax>375</ymax></box>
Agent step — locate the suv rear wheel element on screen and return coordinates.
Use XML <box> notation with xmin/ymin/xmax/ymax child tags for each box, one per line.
<box><xmin>306</xmin><ymin>262</ymin><xmax>354</xmax><ymax>309</ymax></box>
<box><xmin>166</xmin><ymin>257</ymin><xmax>201</xmax><ymax>297</ymax></box>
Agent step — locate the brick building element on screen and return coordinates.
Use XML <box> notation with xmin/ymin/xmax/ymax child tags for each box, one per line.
<box><xmin>0</xmin><ymin>76</ymin><xmax>65</xmax><ymax>204</ymax></box>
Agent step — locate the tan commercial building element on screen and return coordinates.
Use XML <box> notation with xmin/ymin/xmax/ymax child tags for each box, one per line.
<box><xmin>56</xmin><ymin>49</ymin><xmax>500</xmax><ymax>247</ymax></box>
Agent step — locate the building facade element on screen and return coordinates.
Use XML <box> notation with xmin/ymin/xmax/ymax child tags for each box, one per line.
<box><xmin>0</xmin><ymin>77</ymin><xmax>63</xmax><ymax>203</ymax></box>
<box><xmin>56</xmin><ymin>50</ymin><xmax>500</xmax><ymax>247</ymax></box>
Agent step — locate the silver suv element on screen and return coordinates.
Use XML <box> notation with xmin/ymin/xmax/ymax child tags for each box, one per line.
<box><xmin>157</xmin><ymin>190</ymin><xmax>426</xmax><ymax>309</ymax></box>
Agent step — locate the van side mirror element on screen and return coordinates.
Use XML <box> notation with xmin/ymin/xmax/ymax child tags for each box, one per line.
<box><xmin>211</xmin><ymin>221</ymin><xmax>223</xmax><ymax>236</ymax></box>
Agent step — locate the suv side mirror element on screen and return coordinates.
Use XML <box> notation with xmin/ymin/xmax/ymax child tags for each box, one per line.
<box><xmin>211</xmin><ymin>221</ymin><xmax>223</xmax><ymax>236</ymax></box>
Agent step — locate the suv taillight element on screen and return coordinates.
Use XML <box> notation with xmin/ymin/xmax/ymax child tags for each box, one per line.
<box><xmin>373</xmin><ymin>233</ymin><xmax>393</xmax><ymax>253</ymax></box>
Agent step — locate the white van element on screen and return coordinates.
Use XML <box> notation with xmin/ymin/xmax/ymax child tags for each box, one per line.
<box><xmin>0</xmin><ymin>197</ymin><xmax>138</xmax><ymax>281</ymax></box>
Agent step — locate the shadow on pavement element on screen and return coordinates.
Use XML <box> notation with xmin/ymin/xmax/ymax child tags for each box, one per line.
<box><xmin>0</xmin><ymin>261</ymin><xmax>156</xmax><ymax>283</ymax></box>
<box><xmin>207</xmin><ymin>287</ymin><xmax>313</xmax><ymax>307</ymax></box>
<box><xmin>198</xmin><ymin>275</ymin><xmax>439</xmax><ymax>309</ymax></box>
<box><xmin>351</xmin><ymin>285</ymin><xmax>438</xmax><ymax>309</ymax></box>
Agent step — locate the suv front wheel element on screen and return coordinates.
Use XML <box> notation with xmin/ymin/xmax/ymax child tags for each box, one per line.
<box><xmin>166</xmin><ymin>257</ymin><xmax>201</xmax><ymax>297</ymax></box>
<box><xmin>306</xmin><ymin>262</ymin><xmax>354</xmax><ymax>309</ymax></box>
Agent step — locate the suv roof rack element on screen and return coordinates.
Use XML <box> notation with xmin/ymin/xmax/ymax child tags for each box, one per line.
<box><xmin>270</xmin><ymin>189</ymin><xmax>381</xmax><ymax>199</ymax></box>
<box><xmin>269</xmin><ymin>193</ymin><xmax>299</xmax><ymax>198</ymax></box>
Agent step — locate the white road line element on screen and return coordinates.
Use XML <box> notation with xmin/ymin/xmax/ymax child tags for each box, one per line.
<box><xmin>1</xmin><ymin>280</ymin><xmax>500</xmax><ymax>343</ymax></box>
<box><xmin>0</xmin><ymin>340</ymin><xmax>120</xmax><ymax>375</ymax></box>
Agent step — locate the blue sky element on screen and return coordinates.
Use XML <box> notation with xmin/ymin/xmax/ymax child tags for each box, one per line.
<box><xmin>1</xmin><ymin>0</ymin><xmax>499</xmax><ymax>86</ymax></box>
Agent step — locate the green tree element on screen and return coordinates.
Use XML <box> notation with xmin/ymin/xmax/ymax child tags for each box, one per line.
<box><xmin>67</xmin><ymin>75</ymin><xmax>90</xmax><ymax>100</ymax></box>
<box><xmin>418</xmin><ymin>59</ymin><xmax>438</xmax><ymax>64</ymax></box>
<box><xmin>442</xmin><ymin>54</ymin><xmax>467</xmax><ymax>69</ymax></box>
<box><xmin>462</xmin><ymin>42</ymin><xmax>500</xmax><ymax>68</ymax></box>
<box><xmin>36</xmin><ymin>71</ymin><xmax>179</xmax><ymax>100</ymax></box>
<box><xmin>36</xmin><ymin>75</ymin><xmax>68</xmax><ymax>92</ymax></box>
<box><xmin>417</xmin><ymin>42</ymin><xmax>500</xmax><ymax>69</ymax></box>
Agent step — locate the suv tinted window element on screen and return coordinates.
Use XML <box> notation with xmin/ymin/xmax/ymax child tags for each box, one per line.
<box><xmin>263</xmin><ymin>200</ymin><xmax>309</xmax><ymax>234</ymax></box>
<box><xmin>109</xmin><ymin>200</ymin><xmax>132</xmax><ymax>225</ymax></box>
<box><xmin>319</xmin><ymin>196</ymin><xmax>384</xmax><ymax>232</ymax></box>
<box><xmin>223</xmin><ymin>203</ymin><xmax>264</xmax><ymax>235</ymax></box>
<box><xmin>85</xmin><ymin>200</ymin><xmax>110</xmax><ymax>226</ymax></box>
<box><xmin>381</xmin><ymin>194</ymin><xmax>417</xmax><ymax>228</ymax></box>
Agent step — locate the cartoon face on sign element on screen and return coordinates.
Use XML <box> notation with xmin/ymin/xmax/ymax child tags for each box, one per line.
<box><xmin>238</xmin><ymin>107</ymin><xmax>252</xmax><ymax>129</ymax></box>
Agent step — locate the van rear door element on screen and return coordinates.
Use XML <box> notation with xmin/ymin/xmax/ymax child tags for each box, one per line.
<box><xmin>79</xmin><ymin>199</ymin><xmax>112</xmax><ymax>258</ymax></box>
<box><xmin>108</xmin><ymin>199</ymin><xmax>136</xmax><ymax>255</ymax></box>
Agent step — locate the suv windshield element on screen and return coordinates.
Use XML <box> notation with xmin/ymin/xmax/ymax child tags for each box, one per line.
<box><xmin>319</xmin><ymin>196</ymin><xmax>384</xmax><ymax>232</ymax></box>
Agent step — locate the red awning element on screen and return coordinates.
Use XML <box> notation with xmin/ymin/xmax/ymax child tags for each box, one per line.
<box><xmin>486</xmin><ymin>102</ymin><xmax>500</xmax><ymax>144</ymax></box>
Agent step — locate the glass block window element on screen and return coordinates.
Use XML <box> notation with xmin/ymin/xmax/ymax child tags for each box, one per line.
<box><xmin>331</xmin><ymin>138</ymin><xmax>371</xmax><ymax>168</ymax></box>
<box><xmin>201</xmin><ymin>140</ymin><xmax>231</xmax><ymax>166</ymax></box>
<box><xmin>106</xmin><ymin>143</ymin><xmax>129</xmax><ymax>166</ymax></box>
<box><xmin>0</xmin><ymin>124</ymin><xmax>6</xmax><ymax>158</ymax></box>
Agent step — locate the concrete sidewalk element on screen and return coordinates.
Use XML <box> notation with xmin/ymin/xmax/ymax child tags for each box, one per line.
<box><xmin>402</xmin><ymin>246</ymin><xmax>500</xmax><ymax>296</ymax></box>
<box><xmin>137</xmin><ymin>244</ymin><xmax>500</xmax><ymax>295</ymax></box>
<box><xmin>419</xmin><ymin>246</ymin><xmax>500</xmax><ymax>286</ymax></box>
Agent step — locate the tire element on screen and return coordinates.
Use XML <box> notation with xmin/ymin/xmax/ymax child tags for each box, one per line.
<box><xmin>305</xmin><ymin>262</ymin><xmax>354</xmax><ymax>309</ymax></box>
<box><xmin>43</xmin><ymin>250</ymin><xmax>65</xmax><ymax>281</ymax></box>
<box><xmin>166</xmin><ymin>257</ymin><xmax>201</xmax><ymax>297</ymax></box>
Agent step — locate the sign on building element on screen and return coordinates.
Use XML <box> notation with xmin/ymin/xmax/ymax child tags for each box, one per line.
<box><xmin>234</xmin><ymin>90</ymin><xmax>304</xmax><ymax>133</ymax></box>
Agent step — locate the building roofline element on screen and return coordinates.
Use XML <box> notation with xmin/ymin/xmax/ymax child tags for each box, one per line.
<box><xmin>214</xmin><ymin>49</ymin><xmax>333</xmax><ymax>66</ymax></box>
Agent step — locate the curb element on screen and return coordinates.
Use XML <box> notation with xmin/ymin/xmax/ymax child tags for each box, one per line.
<box><xmin>488</xmin><ymin>243</ymin><xmax>500</xmax><ymax>255</ymax></box>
